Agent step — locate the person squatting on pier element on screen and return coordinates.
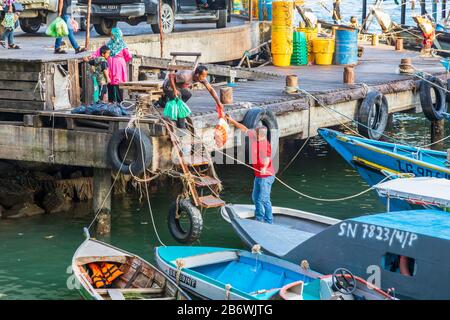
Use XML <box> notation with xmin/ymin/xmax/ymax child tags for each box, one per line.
<box><xmin>0</xmin><ymin>0</ymin><xmax>20</xmax><ymax>49</ymax></box>
<box><xmin>161</xmin><ymin>66</ymin><xmax>224</xmax><ymax>129</ymax></box>
<box><xmin>54</xmin><ymin>0</ymin><xmax>86</xmax><ymax>54</ymax></box>
<box><xmin>227</xmin><ymin>116</ymin><xmax>276</xmax><ymax>224</ymax></box>
<box><xmin>83</xmin><ymin>45</ymin><xmax>111</xmax><ymax>103</ymax></box>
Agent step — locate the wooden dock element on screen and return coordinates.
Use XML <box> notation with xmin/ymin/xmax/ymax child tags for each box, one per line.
<box><xmin>0</xmin><ymin>42</ymin><xmax>446</xmax><ymax>170</ymax></box>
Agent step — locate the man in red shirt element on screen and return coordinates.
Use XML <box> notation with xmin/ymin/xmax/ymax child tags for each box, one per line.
<box><xmin>227</xmin><ymin>116</ymin><xmax>275</xmax><ymax>224</ymax></box>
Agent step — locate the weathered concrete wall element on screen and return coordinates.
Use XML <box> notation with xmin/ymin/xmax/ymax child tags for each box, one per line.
<box><xmin>91</xmin><ymin>22</ymin><xmax>266</xmax><ymax>63</ymax></box>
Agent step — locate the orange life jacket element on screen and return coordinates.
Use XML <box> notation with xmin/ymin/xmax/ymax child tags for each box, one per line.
<box><xmin>88</xmin><ymin>263</ymin><xmax>107</xmax><ymax>288</ymax></box>
<box><xmin>100</xmin><ymin>263</ymin><xmax>123</xmax><ymax>285</ymax></box>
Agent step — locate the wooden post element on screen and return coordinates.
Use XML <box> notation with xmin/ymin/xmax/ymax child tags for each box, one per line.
<box><xmin>447</xmin><ymin>149</ymin><xmax>450</xmax><ymax>163</ymax></box>
<box><xmin>159</xmin><ymin>0</ymin><xmax>164</xmax><ymax>58</ymax></box>
<box><xmin>421</xmin><ymin>0</ymin><xmax>427</xmax><ymax>16</ymax></box>
<box><xmin>85</xmin><ymin>0</ymin><xmax>91</xmax><ymax>50</ymax></box>
<box><xmin>371</xmin><ymin>34</ymin><xmax>379</xmax><ymax>46</ymax></box>
<box><xmin>249</xmin><ymin>0</ymin><xmax>253</xmax><ymax>22</ymax></box>
<box><xmin>362</xmin><ymin>0</ymin><xmax>368</xmax><ymax>28</ymax></box>
<box><xmin>431</xmin><ymin>119</ymin><xmax>445</xmax><ymax>150</ymax></box>
<box><xmin>93</xmin><ymin>168</ymin><xmax>112</xmax><ymax>236</ymax></box>
<box><xmin>401</xmin><ymin>0</ymin><xmax>407</xmax><ymax>25</ymax></box>
<box><xmin>220</xmin><ymin>87</ymin><xmax>233</xmax><ymax>104</ymax></box>
<box><xmin>395</xmin><ymin>38</ymin><xmax>404</xmax><ymax>51</ymax></box>
<box><xmin>286</xmin><ymin>75</ymin><xmax>298</xmax><ymax>88</ymax></box>
<box><xmin>399</xmin><ymin>58</ymin><xmax>414</xmax><ymax>74</ymax></box>
<box><xmin>343</xmin><ymin>66</ymin><xmax>355</xmax><ymax>84</ymax></box>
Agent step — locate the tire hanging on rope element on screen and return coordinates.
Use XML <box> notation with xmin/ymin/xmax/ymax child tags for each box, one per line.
<box><xmin>357</xmin><ymin>91</ymin><xmax>389</xmax><ymax>140</ymax></box>
<box><xmin>168</xmin><ymin>199</ymin><xmax>203</xmax><ymax>244</ymax></box>
<box><xmin>107</xmin><ymin>128</ymin><xmax>152</xmax><ymax>176</ymax></box>
<box><xmin>419</xmin><ymin>77</ymin><xmax>448</xmax><ymax>121</ymax></box>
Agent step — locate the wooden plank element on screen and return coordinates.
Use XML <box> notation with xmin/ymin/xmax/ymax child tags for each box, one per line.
<box><xmin>0</xmin><ymin>81</ymin><xmax>38</xmax><ymax>91</ymax></box>
<box><xmin>44</xmin><ymin>63</ymin><xmax>55</xmax><ymax>110</ymax></box>
<box><xmin>23</xmin><ymin>115</ymin><xmax>43</xmax><ymax>127</ymax></box>
<box><xmin>68</xmin><ymin>60</ymin><xmax>81</xmax><ymax>107</ymax></box>
<box><xmin>0</xmin><ymin>100</ymin><xmax>45</xmax><ymax>110</ymax></box>
<box><xmin>0</xmin><ymin>90</ymin><xmax>44</xmax><ymax>102</ymax></box>
<box><xmin>0</xmin><ymin>61</ymin><xmax>43</xmax><ymax>73</ymax></box>
<box><xmin>0</xmin><ymin>71</ymin><xmax>40</xmax><ymax>82</ymax></box>
<box><xmin>138</xmin><ymin>56</ymin><xmax>280</xmax><ymax>81</ymax></box>
<box><xmin>82</xmin><ymin>62</ymin><xmax>94</xmax><ymax>105</ymax></box>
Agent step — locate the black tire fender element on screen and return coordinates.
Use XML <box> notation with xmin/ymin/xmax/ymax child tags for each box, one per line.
<box><xmin>168</xmin><ymin>199</ymin><xmax>203</xmax><ymax>244</ymax></box>
<box><xmin>107</xmin><ymin>128</ymin><xmax>152</xmax><ymax>176</ymax></box>
<box><xmin>419</xmin><ymin>77</ymin><xmax>447</xmax><ymax>121</ymax></box>
<box><xmin>241</xmin><ymin>107</ymin><xmax>279</xmax><ymax>161</ymax></box>
<box><xmin>357</xmin><ymin>91</ymin><xmax>389</xmax><ymax>140</ymax></box>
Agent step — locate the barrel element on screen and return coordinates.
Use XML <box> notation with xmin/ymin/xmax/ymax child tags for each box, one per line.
<box><xmin>312</xmin><ymin>38</ymin><xmax>335</xmax><ymax>65</ymax></box>
<box><xmin>334</xmin><ymin>28</ymin><xmax>358</xmax><ymax>65</ymax></box>
<box><xmin>272</xmin><ymin>25</ymin><xmax>293</xmax><ymax>66</ymax></box>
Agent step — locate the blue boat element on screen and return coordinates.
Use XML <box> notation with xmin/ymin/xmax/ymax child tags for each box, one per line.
<box><xmin>318</xmin><ymin>128</ymin><xmax>450</xmax><ymax>211</ymax></box>
<box><xmin>222</xmin><ymin>205</ymin><xmax>450</xmax><ymax>300</ymax></box>
<box><xmin>154</xmin><ymin>246</ymin><xmax>393</xmax><ymax>300</ymax></box>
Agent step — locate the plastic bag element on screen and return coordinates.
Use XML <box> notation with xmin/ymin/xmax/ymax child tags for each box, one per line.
<box><xmin>45</xmin><ymin>17</ymin><xmax>69</xmax><ymax>38</ymax></box>
<box><xmin>70</xmin><ymin>17</ymin><xmax>79</xmax><ymax>33</ymax></box>
<box><xmin>1</xmin><ymin>13</ymin><xmax>15</xmax><ymax>29</ymax></box>
<box><xmin>163</xmin><ymin>98</ymin><xmax>191</xmax><ymax>121</ymax></box>
<box><xmin>214</xmin><ymin>118</ymin><xmax>230</xmax><ymax>148</ymax></box>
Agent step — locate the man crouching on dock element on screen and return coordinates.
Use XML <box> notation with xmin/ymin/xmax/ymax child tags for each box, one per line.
<box><xmin>227</xmin><ymin>116</ymin><xmax>275</xmax><ymax>224</ymax></box>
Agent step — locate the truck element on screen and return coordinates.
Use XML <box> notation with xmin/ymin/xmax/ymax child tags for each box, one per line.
<box><xmin>13</xmin><ymin>0</ymin><xmax>90</xmax><ymax>33</ymax></box>
<box><xmin>76</xmin><ymin>0</ymin><xmax>232</xmax><ymax>35</ymax></box>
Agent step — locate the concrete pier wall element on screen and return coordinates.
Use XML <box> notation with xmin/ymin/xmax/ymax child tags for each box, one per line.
<box><xmin>90</xmin><ymin>22</ymin><xmax>269</xmax><ymax>64</ymax></box>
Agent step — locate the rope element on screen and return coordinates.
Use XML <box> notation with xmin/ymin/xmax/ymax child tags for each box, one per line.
<box><xmin>225</xmin><ymin>284</ymin><xmax>232</xmax><ymax>300</ymax></box>
<box><xmin>175</xmin><ymin>259</ymin><xmax>185</xmax><ymax>285</ymax></box>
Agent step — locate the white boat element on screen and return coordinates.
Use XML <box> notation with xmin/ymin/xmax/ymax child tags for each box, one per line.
<box><xmin>72</xmin><ymin>230</ymin><xmax>190</xmax><ymax>300</ymax></box>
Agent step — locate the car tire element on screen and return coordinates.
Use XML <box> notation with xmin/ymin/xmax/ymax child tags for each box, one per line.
<box><xmin>216</xmin><ymin>9</ymin><xmax>227</xmax><ymax>29</ymax></box>
<box><xmin>94</xmin><ymin>19</ymin><xmax>117</xmax><ymax>36</ymax></box>
<box><xmin>19</xmin><ymin>19</ymin><xmax>41</xmax><ymax>34</ymax></box>
<box><xmin>151</xmin><ymin>3</ymin><xmax>175</xmax><ymax>34</ymax></box>
<box><xmin>79</xmin><ymin>18</ymin><xmax>93</xmax><ymax>32</ymax></box>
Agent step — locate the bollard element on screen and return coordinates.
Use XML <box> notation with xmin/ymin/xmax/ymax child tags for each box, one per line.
<box><xmin>343</xmin><ymin>66</ymin><xmax>355</xmax><ymax>84</ymax></box>
<box><xmin>371</xmin><ymin>34</ymin><xmax>379</xmax><ymax>46</ymax></box>
<box><xmin>286</xmin><ymin>75</ymin><xmax>298</xmax><ymax>87</ymax></box>
<box><xmin>220</xmin><ymin>87</ymin><xmax>233</xmax><ymax>105</ymax></box>
<box><xmin>284</xmin><ymin>75</ymin><xmax>299</xmax><ymax>94</ymax></box>
<box><xmin>399</xmin><ymin>58</ymin><xmax>414</xmax><ymax>74</ymax></box>
<box><xmin>395</xmin><ymin>38</ymin><xmax>404</xmax><ymax>51</ymax></box>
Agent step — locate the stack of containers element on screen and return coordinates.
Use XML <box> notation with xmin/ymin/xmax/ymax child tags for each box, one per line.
<box><xmin>271</xmin><ymin>0</ymin><xmax>294</xmax><ymax>67</ymax></box>
<box><xmin>290</xmin><ymin>31</ymin><xmax>308</xmax><ymax>65</ymax></box>
<box><xmin>297</xmin><ymin>26</ymin><xmax>318</xmax><ymax>63</ymax></box>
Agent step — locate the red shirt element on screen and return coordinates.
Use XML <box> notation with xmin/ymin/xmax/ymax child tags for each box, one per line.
<box><xmin>249</xmin><ymin>130</ymin><xmax>275</xmax><ymax>178</ymax></box>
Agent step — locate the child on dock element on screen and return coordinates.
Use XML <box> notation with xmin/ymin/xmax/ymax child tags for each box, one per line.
<box><xmin>0</xmin><ymin>0</ymin><xmax>20</xmax><ymax>49</ymax></box>
<box><xmin>84</xmin><ymin>45</ymin><xmax>111</xmax><ymax>103</ymax></box>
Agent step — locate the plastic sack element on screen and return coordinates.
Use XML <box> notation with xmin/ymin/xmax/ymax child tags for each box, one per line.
<box><xmin>214</xmin><ymin>118</ymin><xmax>230</xmax><ymax>148</ymax></box>
<box><xmin>45</xmin><ymin>17</ymin><xmax>69</xmax><ymax>38</ymax></box>
<box><xmin>1</xmin><ymin>13</ymin><xmax>15</xmax><ymax>29</ymax></box>
<box><xmin>163</xmin><ymin>97</ymin><xmax>191</xmax><ymax>121</ymax></box>
<box><xmin>71</xmin><ymin>103</ymin><xmax>129</xmax><ymax>117</ymax></box>
<box><xmin>70</xmin><ymin>17</ymin><xmax>79</xmax><ymax>33</ymax></box>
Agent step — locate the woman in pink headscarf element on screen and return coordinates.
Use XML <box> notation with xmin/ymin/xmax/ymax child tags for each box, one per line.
<box><xmin>91</xmin><ymin>27</ymin><xmax>132</xmax><ymax>102</ymax></box>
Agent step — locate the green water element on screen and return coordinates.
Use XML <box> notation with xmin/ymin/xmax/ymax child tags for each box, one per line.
<box><xmin>0</xmin><ymin>114</ymin><xmax>449</xmax><ymax>300</ymax></box>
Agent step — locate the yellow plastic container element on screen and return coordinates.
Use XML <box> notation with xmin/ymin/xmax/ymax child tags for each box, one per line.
<box><xmin>312</xmin><ymin>38</ymin><xmax>335</xmax><ymax>65</ymax></box>
<box><xmin>297</xmin><ymin>27</ymin><xmax>318</xmax><ymax>63</ymax></box>
<box><xmin>272</xmin><ymin>0</ymin><xmax>294</xmax><ymax>26</ymax></box>
<box><xmin>273</xmin><ymin>54</ymin><xmax>292</xmax><ymax>67</ymax></box>
<box><xmin>271</xmin><ymin>25</ymin><xmax>293</xmax><ymax>66</ymax></box>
